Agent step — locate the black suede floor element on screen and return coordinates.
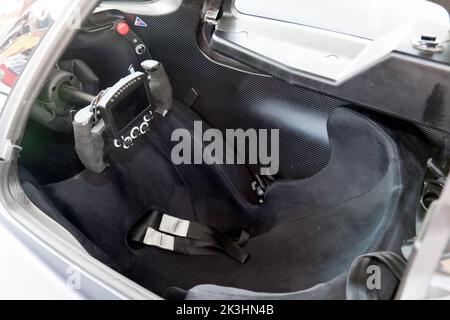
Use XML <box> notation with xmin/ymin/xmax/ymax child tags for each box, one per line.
<box><xmin>22</xmin><ymin>103</ymin><xmax>426</xmax><ymax>297</ymax></box>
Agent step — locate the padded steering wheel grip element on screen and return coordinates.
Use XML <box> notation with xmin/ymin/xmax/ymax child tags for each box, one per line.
<box><xmin>73</xmin><ymin>115</ymin><xmax>106</xmax><ymax>173</ymax></box>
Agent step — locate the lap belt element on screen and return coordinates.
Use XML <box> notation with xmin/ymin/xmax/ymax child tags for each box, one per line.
<box><xmin>129</xmin><ymin>210</ymin><xmax>249</xmax><ymax>264</ymax></box>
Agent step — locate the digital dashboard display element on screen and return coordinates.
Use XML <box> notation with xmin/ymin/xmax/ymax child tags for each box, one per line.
<box><xmin>110</xmin><ymin>83</ymin><xmax>150</xmax><ymax>132</ymax></box>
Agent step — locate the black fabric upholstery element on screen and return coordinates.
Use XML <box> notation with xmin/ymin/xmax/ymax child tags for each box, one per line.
<box><xmin>19</xmin><ymin>169</ymin><xmax>119</xmax><ymax>269</ymax></box>
<box><xmin>185</xmin><ymin>275</ymin><xmax>347</xmax><ymax>300</ymax></box>
<box><xmin>21</xmin><ymin>103</ymin><xmax>426</xmax><ymax>298</ymax></box>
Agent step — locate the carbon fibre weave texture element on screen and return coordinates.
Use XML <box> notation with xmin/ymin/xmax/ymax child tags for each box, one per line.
<box><xmin>129</xmin><ymin>0</ymin><xmax>450</xmax><ymax>178</ymax></box>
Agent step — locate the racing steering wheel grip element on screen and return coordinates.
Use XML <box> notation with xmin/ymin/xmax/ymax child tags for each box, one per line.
<box><xmin>141</xmin><ymin>60</ymin><xmax>173</xmax><ymax>116</ymax></box>
<box><xmin>73</xmin><ymin>106</ymin><xmax>107</xmax><ymax>173</ymax></box>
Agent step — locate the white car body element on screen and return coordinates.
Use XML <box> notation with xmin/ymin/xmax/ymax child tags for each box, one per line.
<box><xmin>0</xmin><ymin>0</ymin><xmax>448</xmax><ymax>300</ymax></box>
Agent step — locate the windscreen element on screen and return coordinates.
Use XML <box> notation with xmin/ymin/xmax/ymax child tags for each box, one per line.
<box><xmin>0</xmin><ymin>0</ymin><xmax>73</xmax><ymax>114</ymax></box>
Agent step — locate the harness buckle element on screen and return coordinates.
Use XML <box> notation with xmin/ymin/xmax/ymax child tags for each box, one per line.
<box><xmin>251</xmin><ymin>174</ymin><xmax>274</xmax><ymax>204</ymax></box>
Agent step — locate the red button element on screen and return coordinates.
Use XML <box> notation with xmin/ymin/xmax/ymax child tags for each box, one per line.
<box><xmin>116</xmin><ymin>22</ymin><xmax>130</xmax><ymax>36</ymax></box>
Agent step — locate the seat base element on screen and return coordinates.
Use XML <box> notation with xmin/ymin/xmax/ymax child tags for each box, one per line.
<box><xmin>22</xmin><ymin>103</ymin><xmax>427</xmax><ymax>297</ymax></box>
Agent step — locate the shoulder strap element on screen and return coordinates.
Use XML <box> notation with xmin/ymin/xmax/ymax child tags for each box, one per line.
<box><xmin>346</xmin><ymin>251</ymin><xmax>407</xmax><ymax>300</ymax></box>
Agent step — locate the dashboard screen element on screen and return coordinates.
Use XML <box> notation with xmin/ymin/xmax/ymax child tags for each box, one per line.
<box><xmin>110</xmin><ymin>83</ymin><xmax>150</xmax><ymax>132</ymax></box>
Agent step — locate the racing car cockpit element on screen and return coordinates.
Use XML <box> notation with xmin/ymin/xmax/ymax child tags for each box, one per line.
<box><xmin>14</xmin><ymin>1</ymin><xmax>450</xmax><ymax>301</ymax></box>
